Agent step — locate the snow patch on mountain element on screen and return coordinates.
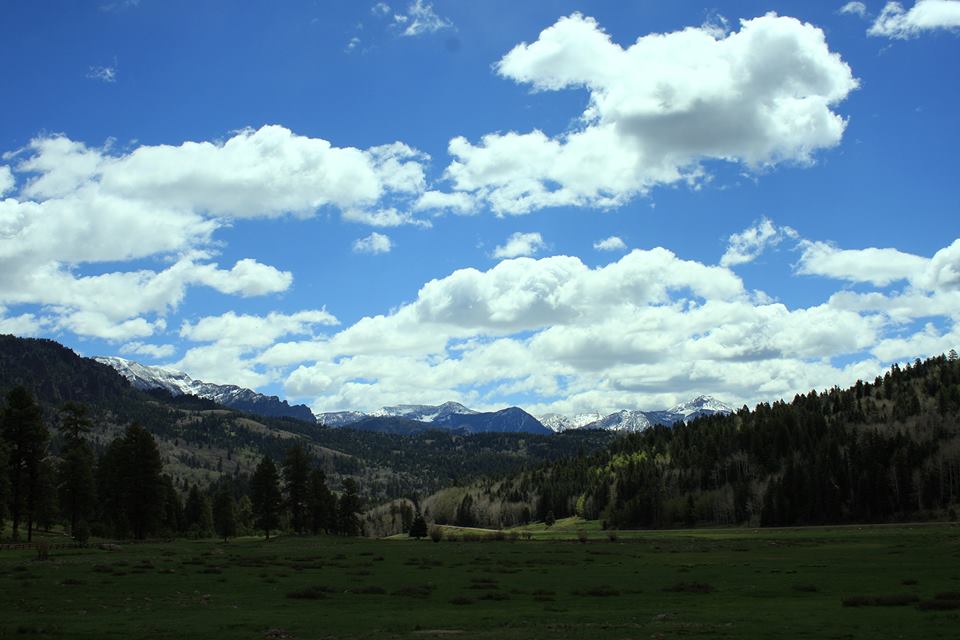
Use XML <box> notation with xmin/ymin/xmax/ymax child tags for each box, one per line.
<box><xmin>541</xmin><ymin>396</ymin><xmax>733</xmax><ymax>434</ymax></box>
<box><xmin>94</xmin><ymin>356</ymin><xmax>316</xmax><ymax>423</ymax></box>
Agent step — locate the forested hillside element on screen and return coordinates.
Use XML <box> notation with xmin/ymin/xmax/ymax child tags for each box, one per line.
<box><xmin>419</xmin><ymin>352</ymin><xmax>960</xmax><ymax>531</ymax></box>
<box><xmin>0</xmin><ymin>335</ymin><xmax>615</xmax><ymax>521</ymax></box>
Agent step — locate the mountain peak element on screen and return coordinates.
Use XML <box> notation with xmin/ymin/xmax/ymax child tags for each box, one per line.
<box><xmin>94</xmin><ymin>356</ymin><xmax>316</xmax><ymax>423</ymax></box>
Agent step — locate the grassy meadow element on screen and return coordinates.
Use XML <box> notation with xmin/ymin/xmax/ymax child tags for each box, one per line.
<box><xmin>1</xmin><ymin>521</ymin><xmax>959</xmax><ymax>639</ymax></box>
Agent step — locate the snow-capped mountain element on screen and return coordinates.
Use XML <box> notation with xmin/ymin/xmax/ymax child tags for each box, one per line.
<box><xmin>538</xmin><ymin>412</ymin><xmax>605</xmax><ymax>432</ymax></box>
<box><xmin>586</xmin><ymin>410</ymin><xmax>653</xmax><ymax>432</ymax></box>
<box><xmin>370</xmin><ymin>401</ymin><xmax>477</xmax><ymax>423</ymax></box>
<box><xmin>316</xmin><ymin>402</ymin><xmax>550</xmax><ymax>435</ymax></box>
<box><xmin>543</xmin><ymin>396</ymin><xmax>733</xmax><ymax>434</ymax></box>
<box><xmin>669</xmin><ymin>395</ymin><xmax>734</xmax><ymax>420</ymax></box>
<box><xmin>94</xmin><ymin>356</ymin><xmax>316</xmax><ymax>423</ymax></box>
<box><xmin>317</xmin><ymin>411</ymin><xmax>368</xmax><ymax>428</ymax></box>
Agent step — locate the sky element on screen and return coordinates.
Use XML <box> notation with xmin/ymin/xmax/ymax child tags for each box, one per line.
<box><xmin>1</xmin><ymin>0</ymin><xmax>959</xmax><ymax>417</ymax></box>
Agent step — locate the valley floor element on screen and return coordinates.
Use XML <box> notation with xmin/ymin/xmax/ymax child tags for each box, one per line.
<box><xmin>1</xmin><ymin>523</ymin><xmax>958</xmax><ymax>639</ymax></box>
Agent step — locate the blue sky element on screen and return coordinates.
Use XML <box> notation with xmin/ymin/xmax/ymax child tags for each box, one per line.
<box><xmin>1</xmin><ymin>0</ymin><xmax>958</xmax><ymax>415</ymax></box>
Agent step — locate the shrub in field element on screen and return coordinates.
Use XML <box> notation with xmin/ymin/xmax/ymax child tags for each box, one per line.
<box><xmin>577</xmin><ymin>530</ymin><xmax>588</xmax><ymax>544</ymax></box>
<box><xmin>793</xmin><ymin>584</ymin><xmax>819</xmax><ymax>593</ymax></box>
<box><xmin>664</xmin><ymin>582</ymin><xmax>715</xmax><ymax>594</ymax></box>
<box><xmin>841</xmin><ymin>594</ymin><xmax>919</xmax><ymax>607</ymax></box>
<box><xmin>351</xmin><ymin>586</ymin><xmax>386</xmax><ymax>595</ymax></box>
<box><xmin>286</xmin><ymin>586</ymin><xmax>333</xmax><ymax>599</ymax></box>
<box><xmin>607</xmin><ymin>530</ymin><xmax>619</xmax><ymax>543</ymax></box>
<box><xmin>479</xmin><ymin>591</ymin><xmax>510</xmax><ymax>601</ymax></box>
<box><xmin>429</xmin><ymin>526</ymin><xmax>443</xmax><ymax>543</ymax></box>
<box><xmin>449</xmin><ymin>596</ymin><xmax>474</xmax><ymax>605</ymax></box>
<box><xmin>917</xmin><ymin>599</ymin><xmax>960</xmax><ymax>611</ymax></box>
<box><xmin>393</xmin><ymin>584</ymin><xmax>435</xmax><ymax>598</ymax></box>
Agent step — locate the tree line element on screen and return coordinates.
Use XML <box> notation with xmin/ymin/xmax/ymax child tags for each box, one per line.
<box><xmin>450</xmin><ymin>351</ymin><xmax>960</xmax><ymax>531</ymax></box>
<box><xmin>0</xmin><ymin>387</ymin><xmax>363</xmax><ymax>542</ymax></box>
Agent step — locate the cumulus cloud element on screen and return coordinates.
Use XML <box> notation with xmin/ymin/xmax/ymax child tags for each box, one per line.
<box><xmin>120</xmin><ymin>341</ymin><xmax>176</xmax><ymax>359</ymax></box>
<box><xmin>174</xmin><ymin>309</ymin><xmax>339</xmax><ymax>387</ymax></box>
<box><xmin>442</xmin><ymin>13</ymin><xmax>857</xmax><ymax>215</ymax></box>
<box><xmin>0</xmin><ymin>125</ymin><xmax>428</xmax><ymax>339</ymax></box>
<box><xmin>0</xmin><ymin>166</ymin><xmax>14</xmax><ymax>195</ymax></box>
<box><xmin>796</xmin><ymin>241</ymin><xmax>930</xmax><ymax>286</ymax></box>
<box><xmin>394</xmin><ymin>0</ymin><xmax>453</xmax><ymax>36</ymax></box>
<box><xmin>492</xmin><ymin>232</ymin><xmax>546</xmax><ymax>259</ymax></box>
<box><xmin>353</xmin><ymin>232</ymin><xmax>393</xmax><ymax>254</ymax></box>
<box><xmin>869</xmin><ymin>1</ymin><xmax>960</xmax><ymax>38</ymax></box>
<box><xmin>721</xmin><ymin>217</ymin><xmax>798</xmax><ymax>267</ymax></box>
<box><xmin>594</xmin><ymin>236</ymin><xmax>627</xmax><ymax>251</ymax></box>
<box><xmin>839</xmin><ymin>2</ymin><xmax>869</xmax><ymax>17</ymax></box>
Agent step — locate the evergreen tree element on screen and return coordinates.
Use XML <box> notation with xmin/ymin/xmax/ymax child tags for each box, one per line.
<box><xmin>307</xmin><ymin>468</ymin><xmax>335</xmax><ymax>534</ymax></box>
<box><xmin>183</xmin><ymin>484</ymin><xmax>207</xmax><ymax>538</ymax></box>
<box><xmin>282</xmin><ymin>444</ymin><xmax>311</xmax><ymax>534</ymax></box>
<box><xmin>337</xmin><ymin>478</ymin><xmax>362</xmax><ymax>537</ymax></box>
<box><xmin>117</xmin><ymin>424</ymin><xmax>165</xmax><ymax>540</ymax></box>
<box><xmin>96</xmin><ymin>437</ymin><xmax>128</xmax><ymax>537</ymax></box>
<box><xmin>236</xmin><ymin>495</ymin><xmax>254</xmax><ymax>534</ymax></box>
<box><xmin>58</xmin><ymin>403</ymin><xmax>92</xmax><ymax>445</ymax></box>
<box><xmin>33</xmin><ymin>459</ymin><xmax>59</xmax><ymax>532</ymax></box>
<box><xmin>213</xmin><ymin>487</ymin><xmax>237</xmax><ymax>542</ymax></box>
<box><xmin>250</xmin><ymin>456</ymin><xmax>282</xmax><ymax>539</ymax></box>
<box><xmin>57</xmin><ymin>439</ymin><xmax>96</xmax><ymax>538</ymax></box>
<box><xmin>160</xmin><ymin>475</ymin><xmax>183</xmax><ymax>536</ymax></box>
<box><xmin>0</xmin><ymin>443</ymin><xmax>8</xmax><ymax>532</ymax></box>
<box><xmin>1</xmin><ymin>387</ymin><xmax>50</xmax><ymax>541</ymax></box>
<box><xmin>408</xmin><ymin>514</ymin><xmax>428</xmax><ymax>539</ymax></box>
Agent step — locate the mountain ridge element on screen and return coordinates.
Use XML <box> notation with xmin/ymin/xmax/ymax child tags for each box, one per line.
<box><xmin>94</xmin><ymin>356</ymin><xmax>317</xmax><ymax>423</ymax></box>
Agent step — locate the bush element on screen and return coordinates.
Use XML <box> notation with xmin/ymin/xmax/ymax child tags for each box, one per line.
<box><xmin>286</xmin><ymin>586</ymin><xmax>333</xmax><ymax>600</ymax></box>
<box><xmin>428</xmin><ymin>526</ymin><xmax>443</xmax><ymax>543</ymax></box>
<box><xmin>607</xmin><ymin>530</ymin><xmax>619</xmax><ymax>543</ymax></box>
<box><xmin>917</xmin><ymin>599</ymin><xmax>960</xmax><ymax>611</ymax></box>
<box><xmin>664</xmin><ymin>582</ymin><xmax>715</xmax><ymax>594</ymax></box>
<box><xmin>449</xmin><ymin>596</ymin><xmax>474</xmax><ymax>605</ymax></box>
<box><xmin>577</xmin><ymin>530</ymin><xmax>588</xmax><ymax>544</ymax></box>
<box><xmin>793</xmin><ymin>584</ymin><xmax>819</xmax><ymax>593</ymax></box>
<box><xmin>841</xmin><ymin>594</ymin><xmax>919</xmax><ymax>607</ymax></box>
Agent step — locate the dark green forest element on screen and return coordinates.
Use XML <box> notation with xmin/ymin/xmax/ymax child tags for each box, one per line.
<box><xmin>464</xmin><ymin>350</ymin><xmax>960</xmax><ymax>530</ymax></box>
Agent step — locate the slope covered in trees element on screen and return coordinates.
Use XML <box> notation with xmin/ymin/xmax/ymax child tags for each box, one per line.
<box><xmin>434</xmin><ymin>352</ymin><xmax>960</xmax><ymax>531</ymax></box>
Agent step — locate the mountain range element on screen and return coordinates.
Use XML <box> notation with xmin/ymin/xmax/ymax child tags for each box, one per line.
<box><xmin>95</xmin><ymin>356</ymin><xmax>732</xmax><ymax>435</ymax></box>
<box><xmin>94</xmin><ymin>356</ymin><xmax>316</xmax><ymax>423</ymax></box>
<box><xmin>537</xmin><ymin>395</ymin><xmax>734</xmax><ymax>433</ymax></box>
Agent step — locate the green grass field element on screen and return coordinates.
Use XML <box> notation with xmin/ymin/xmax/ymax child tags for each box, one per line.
<box><xmin>1</xmin><ymin>523</ymin><xmax>959</xmax><ymax>639</ymax></box>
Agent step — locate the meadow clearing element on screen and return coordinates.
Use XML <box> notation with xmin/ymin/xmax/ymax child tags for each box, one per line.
<box><xmin>1</xmin><ymin>520</ymin><xmax>958</xmax><ymax>639</ymax></box>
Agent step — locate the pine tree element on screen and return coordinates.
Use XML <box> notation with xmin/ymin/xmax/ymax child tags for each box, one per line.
<box><xmin>282</xmin><ymin>444</ymin><xmax>311</xmax><ymax>534</ymax></box>
<box><xmin>118</xmin><ymin>424</ymin><xmax>165</xmax><ymax>540</ymax></box>
<box><xmin>337</xmin><ymin>478</ymin><xmax>362</xmax><ymax>537</ymax></box>
<box><xmin>1</xmin><ymin>387</ymin><xmax>50</xmax><ymax>541</ymax></box>
<box><xmin>185</xmin><ymin>485</ymin><xmax>213</xmax><ymax>538</ymax></box>
<box><xmin>56</xmin><ymin>403</ymin><xmax>96</xmax><ymax>539</ymax></box>
<box><xmin>213</xmin><ymin>487</ymin><xmax>237</xmax><ymax>542</ymax></box>
<box><xmin>307</xmin><ymin>468</ymin><xmax>335</xmax><ymax>534</ymax></box>
<box><xmin>251</xmin><ymin>456</ymin><xmax>282</xmax><ymax>539</ymax></box>
<box><xmin>408</xmin><ymin>514</ymin><xmax>428</xmax><ymax>539</ymax></box>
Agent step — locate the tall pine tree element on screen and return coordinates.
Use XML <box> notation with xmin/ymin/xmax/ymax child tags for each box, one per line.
<box><xmin>2</xmin><ymin>387</ymin><xmax>49</xmax><ymax>541</ymax></box>
<box><xmin>251</xmin><ymin>456</ymin><xmax>282</xmax><ymax>539</ymax></box>
<box><xmin>282</xmin><ymin>444</ymin><xmax>311</xmax><ymax>534</ymax></box>
<box><xmin>56</xmin><ymin>403</ymin><xmax>96</xmax><ymax>539</ymax></box>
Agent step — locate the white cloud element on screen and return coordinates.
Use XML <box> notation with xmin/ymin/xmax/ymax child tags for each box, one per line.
<box><xmin>174</xmin><ymin>309</ymin><xmax>339</xmax><ymax>387</ymax></box>
<box><xmin>345</xmin><ymin>36</ymin><xmax>361</xmax><ymax>52</ymax></box>
<box><xmin>593</xmin><ymin>236</ymin><xmax>627</xmax><ymax>251</ymax></box>
<box><xmin>492</xmin><ymin>232</ymin><xmax>546</xmax><ymax>259</ymax></box>
<box><xmin>371</xmin><ymin>2</ymin><xmax>391</xmax><ymax>17</ymax></box>
<box><xmin>0</xmin><ymin>125</ymin><xmax>428</xmax><ymax>339</ymax></box>
<box><xmin>797</xmin><ymin>241</ymin><xmax>930</xmax><ymax>286</ymax></box>
<box><xmin>869</xmin><ymin>1</ymin><xmax>960</xmax><ymax>38</ymax></box>
<box><xmin>120</xmin><ymin>341</ymin><xmax>176</xmax><ymax>359</ymax></box>
<box><xmin>414</xmin><ymin>190</ymin><xmax>476</xmax><ymax>215</ymax></box>
<box><xmin>840</xmin><ymin>2</ymin><xmax>869</xmax><ymax>17</ymax></box>
<box><xmin>721</xmin><ymin>217</ymin><xmax>798</xmax><ymax>267</ymax></box>
<box><xmin>0</xmin><ymin>166</ymin><xmax>14</xmax><ymax>196</ymax></box>
<box><xmin>394</xmin><ymin>0</ymin><xmax>453</xmax><ymax>37</ymax></box>
<box><xmin>353</xmin><ymin>232</ymin><xmax>393</xmax><ymax>254</ymax></box>
<box><xmin>86</xmin><ymin>65</ymin><xmax>117</xmax><ymax>83</ymax></box>
<box><xmin>442</xmin><ymin>13</ymin><xmax>857</xmax><ymax>215</ymax></box>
